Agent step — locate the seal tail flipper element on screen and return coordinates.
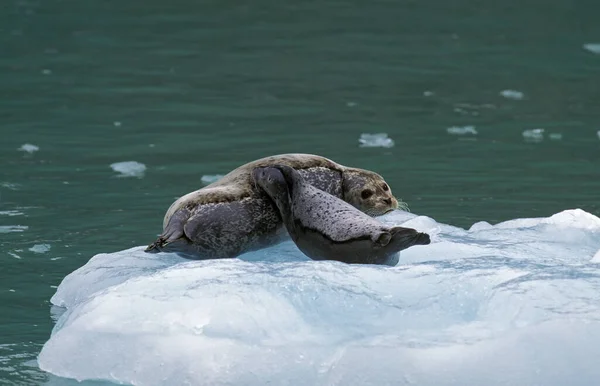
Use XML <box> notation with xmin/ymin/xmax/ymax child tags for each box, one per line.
<box><xmin>144</xmin><ymin>207</ymin><xmax>191</xmax><ymax>253</ymax></box>
<box><xmin>388</xmin><ymin>226</ymin><xmax>431</xmax><ymax>252</ymax></box>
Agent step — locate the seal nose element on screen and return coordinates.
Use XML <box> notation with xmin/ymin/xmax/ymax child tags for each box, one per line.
<box><xmin>383</xmin><ymin>198</ymin><xmax>392</xmax><ymax>205</ymax></box>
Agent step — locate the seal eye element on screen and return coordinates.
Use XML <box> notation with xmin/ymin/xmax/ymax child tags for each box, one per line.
<box><xmin>382</xmin><ymin>183</ymin><xmax>389</xmax><ymax>192</ymax></box>
<box><xmin>361</xmin><ymin>189</ymin><xmax>373</xmax><ymax>200</ymax></box>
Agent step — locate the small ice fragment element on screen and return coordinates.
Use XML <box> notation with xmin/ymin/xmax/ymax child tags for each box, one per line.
<box><xmin>110</xmin><ymin>161</ymin><xmax>147</xmax><ymax>178</ymax></box>
<box><xmin>18</xmin><ymin>144</ymin><xmax>39</xmax><ymax>154</ymax></box>
<box><xmin>201</xmin><ymin>175</ymin><xmax>224</xmax><ymax>185</ymax></box>
<box><xmin>29</xmin><ymin>244</ymin><xmax>51</xmax><ymax>254</ymax></box>
<box><xmin>8</xmin><ymin>252</ymin><xmax>21</xmax><ymax>259</ymax></box>
<box><xmin>583</xmin><ymin>44</ymin><xmax>600</xmax><ymax>54</ymax></box>
<box><xmin>346</xmin><ymin>101</ymin><xmax>357</xmax><ymax>107</ymax></box>
<box><xmin>423</xmin><ymin>91</ymin><xmax>434</xmax><ymax>97</ymax></box>
<box><xmin>549</xmin><ymin>133</ymin><xmax>563</xmax><ymax>141</ymax></box>
<box><xmin>8</xmin><ymin>289</ymin><xmax>15</xmax><ymax>293</ymax></box>
<box><xmin>113</xmin><ymin>121</ymin><xmax>122</xmax><ymax>127</ymax></box>
<box><xmin>149</xmin><ymin>144</ymin><xmax>155</xmax><ymax>148</ymax></box>
<box><xmin>41</xmin><ymin>69</ymin><xmax>52</xmax><ymax>75</ymax></box>
<box><xmin>0</xmin><ymin>182</ymin><xmax>19</xmax><ymax>190</ymax></box>
<box><xmin>597</xmin><ymin>130</ymin><xmax>600</xmax><ymax>140</ymax></box>
<box><xmin>447</xmin><ymin>126</ymin><xmax>478</xmax><ymax>135</ymax></box>
<box><xmin>0</xmin><ymin>225</ymin><xmax>28</xmax><ymax>233</ymax></box>
<box><xmin>358</xmin><ymin>133</ymin><xmax>395</xmax><ymax>148</ymax></box>
<box><xmin>522</xmin><ymin>128</ymin><xmax>545</xmax><ymax>142</ymax></box>
<box><xmin>0</xmin><ymin>210</ymin><xmax>23</xmax><ymax>217</ymax></box>
<box><xmin>500</xmin><ymin>90</ymin><xmax>525</xmax><ymax>100</ymax></box>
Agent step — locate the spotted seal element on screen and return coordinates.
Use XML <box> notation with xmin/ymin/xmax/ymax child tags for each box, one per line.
<box><xmin>145</xmin><ymin>153</ymin><xmax>407</xmax><ymax>259</ymax></box>
<box><xmin>252</xmin><ymin>165</ymin><xmax>429</xmax><ymax>265</ymax></box>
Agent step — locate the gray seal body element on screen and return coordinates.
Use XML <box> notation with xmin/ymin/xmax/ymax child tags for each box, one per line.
<box><xmin>145</xmin><ymin>154</ymin><xmax>405</xmax><ymax>260</ymax></box>
<box><xmin>252</xmin><ymin>165</ymin><xmax>430</xmax><ymax>265</ymax></box>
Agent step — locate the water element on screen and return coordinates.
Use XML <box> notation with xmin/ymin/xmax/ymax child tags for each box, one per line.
<box><xmin>1</xmin><ymin>0</ymin><xmax>599</xmax><ymax>384</ymax></box>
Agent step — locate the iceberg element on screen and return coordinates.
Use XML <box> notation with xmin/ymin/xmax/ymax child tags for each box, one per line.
<box><xmin>38</xmin><ymin>209</ymin><xmax>600</xmax><ymax>385</ymax></box>
<box><xmin>110</xmin><ymin>161</ymin><xmax>147</xmax><ymax>178</ymax></box>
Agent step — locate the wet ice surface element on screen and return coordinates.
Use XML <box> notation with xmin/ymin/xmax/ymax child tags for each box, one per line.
<box><xmin>358</xmin><ymin>133</ymin><xmax>395</xmax><ymax>148</ymax></box>
<box><xmin>38</xmin><ymin>209</ymin><xmax>600</xmax><ymax>386</ymax></box>
<box><xmin>109</xmin><ymin>161</ymin><xmax>147</xmax><ymax>178</ymax></box>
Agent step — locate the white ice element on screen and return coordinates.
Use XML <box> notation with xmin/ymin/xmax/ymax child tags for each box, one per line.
<box><xmin>446</xmin><ymin>125</ymin><xmax>477</xmax><ymax>135</ymax></box>
<box><xmin>522</xmin><ymin>128</ymin><xmax>545</xmax><ymax>142</ymax></box>
<box><xmin>201</xmin><ymin>174</ymin><xmax>225</xmax><ymax>185</ymax></box>
<box><xmin>18</xmin><ymin>143</ymin><xmax>39</xmax><ymax>154</ymax></box>
<box><xmin>583</xmin><ymin>43</ymin><xmax>600</xmax><ymax>54</ymax></box>
<box><xmin>38</xmin><ymin>209</ymin><xmax>600</xmax><ymax>386</ymax></box>
<box><xmin>597</xmin><ymin>130</ymin><xmax>600</xmax><ymax>140</ymax></box>
<box><xmin>358</xmin><ymin>133</ymin><xmax>395</xmax><ymax>148</ymax></box>
<box><xmin>109</xmin><ymin>161</ymin><xmax>147</xmax><ymax>178</ymax></box>
<box><xmin>0</xmin><ymin>225</ymin><xmax>28</xmax><ymax>233</ymax></box>
<box><xmin>29</xmin><ymin>244</ymin><xmax>51</xmax><ymax>254</ymax></box>
<box><xmin>499</xmin><ymin>89</ymin><xmax>524</xmax><ymax>100</ymax></box>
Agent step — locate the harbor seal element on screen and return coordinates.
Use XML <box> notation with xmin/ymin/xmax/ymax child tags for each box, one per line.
<box><xmin>252</xmin><ymin>165</ymin><xmax>430</xmax><ymax>265</ymax></box>
<box><xmin>145</xmin><ymin>153</ymin><xmax>406</xmax><ymax>259</ymax></box>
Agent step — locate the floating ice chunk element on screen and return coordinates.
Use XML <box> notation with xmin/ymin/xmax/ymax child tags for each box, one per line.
<box><xmin>447</xmin><ymin>125</ymin><xmax>478</xmax><ymax>135</ymax></box>
<box><xmin>0</xmin><ymin>210</ymin><xmax>23</xmax><ymax>216</ymax></box>
<box><xmin>549</xmin><ymin>133</ymin><xmax>563</xmax><ymax>140</ymax></box>
<box><xmin>110</xmin><ymin>161</ymin><xmax>146</xmax><ymax>178</ymax></box>
<box><xmin>0</xmin><ymin>182</ymin><xmax>19</xmax><ymax>190</ymax></box>
<box><xmin>597</xmin><ymin>130</ymin><xmax>600</xmax><ymax>140</ymax></box>
<box><xmin>423</xmin><ymin>91</ymin><xmax>434</xmax><ymax>97</ymax></box>
<box><xmin>201</xmin><ymin>174</ymin><xmax>224</xmax><ymax>185</ymax></box>
<box><xmin>38</xmin><ymin>209</ymin><xmax>600</xmax><ymax>385</ymax></box>
<box><xmin>113</xmin><ymin>121</ymin><xmax>122</xmax><ymax>127</ymax></box>
<box><xmin>29</xmin><ymin>244</ymin><xmax>51</xmax><ymax>254</ymax></box>
<box><xmin>18</xmin><ymin>144</ymin><xmax>39</xmax><ymax>154</ymax></box>
<box><xmin>8</xmin><ymin>252</ymin><xmax>21</xmax><ymax>259</ymax></box>
<box><xmin>346</xmin><ymin>101</ymin><xmax>357</xmax><ymax>107</ymax></box>
<box><xmin>41</xmin><ymin>69</ymin><xmax>52</xmax><ymax>75</ymax></box>
<box><xmin>499</xmin><ymin>90</ymin><xmax>525</xmax><ymax>100</ymax></box>
<box><xmin>522</xmin><ymin>128</ymin><xmax>545</xmax><ymax>142</ymax></box>
<box><xmin>583</xmin><ymin>43</ymin><xmax>600</xmax><ymax>54</ymax></box>
<box><xmin>358</xmin><ymin>133</ymin><xmax>395</xmax><ymax>148</ymax></box>
<box><xmin>0</xmin><ymin>225</ymin><xmax>28</xmax><ymax>233</ymax></box>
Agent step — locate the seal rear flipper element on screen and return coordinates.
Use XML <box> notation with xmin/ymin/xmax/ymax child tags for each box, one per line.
<box><xmin>388</xmin><ymin>226</ymin><xmax>431</xmax><ymax>252</ymax></box>
<box><xmin>144</xmin><ymin>206</ymin><xmax>192</xmax><ymax>253</ymax></box>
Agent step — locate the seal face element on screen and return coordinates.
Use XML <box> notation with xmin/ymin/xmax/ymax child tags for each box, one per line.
<box><xmin>146</xmin><ymin>153</ymin><xmax>406</xmax><ymax>260</ymax></box>
<box><xmin>253</xmin><ymin>165</ymin><xmax>430</xmax><ymax>265</ymax></box>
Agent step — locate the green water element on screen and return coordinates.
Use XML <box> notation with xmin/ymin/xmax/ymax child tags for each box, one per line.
<box><xmin>1</xmin><ymin>0</ymin><xmax>599</xmax><ymax>384</ymax></box>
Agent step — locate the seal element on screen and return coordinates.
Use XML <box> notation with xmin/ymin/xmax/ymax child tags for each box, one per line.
<box><xmin>252</xmin><ymin>165</ymin><xmax>430</xmax><ymax>265</ymax></box>
<box><xmin>145</xmin><ymin>153</ymin><xmax>407</xmax><ymax>259</ymax></box>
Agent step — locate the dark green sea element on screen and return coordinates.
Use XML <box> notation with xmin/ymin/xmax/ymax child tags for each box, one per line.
<box><xmin>1</xmin><ymin>0</ymin><xmax>600</xmax><ymax>384</ymax></box>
